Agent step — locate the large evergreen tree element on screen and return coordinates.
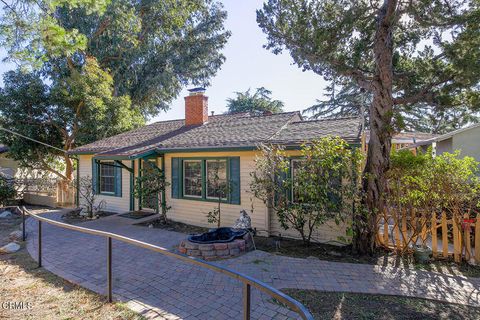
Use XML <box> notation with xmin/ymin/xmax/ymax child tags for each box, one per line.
<box><xmin>258</xmin><ymin>0</ymin><xmax>480</xmax><ymax>253</ymax></box>
<box><xmin>305</xmin><ymin>78</ymin><xmax>479</xmax><ymax>134</ymax></box>
<box><xmin>226</xmin><ymin>87</ymin><xmax>284</xmax><ymax>115</ymax></box>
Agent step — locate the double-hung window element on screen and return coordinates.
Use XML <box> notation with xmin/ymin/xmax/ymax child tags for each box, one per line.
<box><xmin>172</xmin><ymin>157</ymin><xmax>241</xmax><ymax>204</ymax></box>
<box><xmin>183</xmin><ymin>160</ymin><xmax>203</xmax><ymax>197</ymax></box>
<box><xmin>92</xmin><ymin>159</ymin><xmax>122</xmax><ymax>197</ymax></box>
<box><xmin>206</xmin><ymin>159</ymin><xmax>228</xmax><ymax>200</ymax></box>
<box><xmin>99</xmin><ymin>161</ymin><xmax>115</xmax><ymax>194</ymax></box>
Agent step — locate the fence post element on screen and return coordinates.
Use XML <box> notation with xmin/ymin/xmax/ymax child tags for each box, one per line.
<box><xmin>441</xmin><ymin>212</ymin><xmax>448</xmax><ymax>258</ymax></box>
<box><xmin>475</xmin><ymin>213</ymin><xmax>480</xmax><ymax>263</ymax></box>
<box><xmin>431</xmin><ymin>212</ymin><xmax>437</xmax><ymax>258</ymax></box>
<box><xmin>107</xmin><ymin>236</ymin><xmax>112</xmax><ymax>303</ymax></box>
<box><xmin>22</xmin><ymin>207</ymin><xmax>26</xmax><ymax>241</ymax></box>
<box><xmin>243</xmin><ymin>283</ymin><xmax>251</xmax><ymax>320</ymax></box>
<box><xmin>38</xmin><ymin>220</ymin><xmax>42</xmax><ymax>268</ymax></box>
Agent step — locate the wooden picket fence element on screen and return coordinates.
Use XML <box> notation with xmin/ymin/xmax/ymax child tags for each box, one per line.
<box><xmin>376</xmin><ymin>208</ymin><xmax>480</xmax><ymax>264</ymax></box>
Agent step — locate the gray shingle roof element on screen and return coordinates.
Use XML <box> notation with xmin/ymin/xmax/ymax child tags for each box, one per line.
<box><xmin>70</xmin><ymin>112</ymin><xmax>362</xmax><ymax>157</ymax></box>
<box><xmin>269</xmin><ymin>117</ymin><xmax>362</xmax><ymax>145</ymax></box>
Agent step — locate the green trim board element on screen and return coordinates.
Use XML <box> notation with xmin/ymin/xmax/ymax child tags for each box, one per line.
<box><xmin>129</xmin><ymin>160</ymin><xmax>134</xmax><ymax>211</ymax></box>
<box><xmin>138</xmin><ymin>157</ymin><xmax>142</xmax><ymax>209</ymax></box>
<box><xmin>171</xmin><ymin>156</ymin><xmax>240</xmax><ymax>205</ymax></box>
<box><xmin>75</xmin><ymin>157</ymin><xmax>80</xmax><ymax>206</ymax></box>
<box><xmin>114</xmin><ymin>160</ymin><xmax>134</xmax><ymax>173</ymax></box>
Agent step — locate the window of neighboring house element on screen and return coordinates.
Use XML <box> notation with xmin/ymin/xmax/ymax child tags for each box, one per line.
<box><xmin>183</xmin><ymin>160</ymin><xmax>202</xmax><ymax>197</ymax></box>
<box><xmin>99</xmin><ymin>161</ymin><xmax>115</xmax><ymax>194</ymax></box>
<box><xmin>206</xmin><ymin>159</ymin><xmax>228</xmax><ymax>200</ymax></box>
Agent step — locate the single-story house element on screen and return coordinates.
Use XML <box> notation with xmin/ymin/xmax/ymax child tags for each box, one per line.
<box><xmin>70</xmin><ymin>88</ymin><xmax>363</xmax><ymax>242</ymax></box>
<box><xmin>412</xmin><ymin>123</ymin><xmax>480</xmax><ymax>161</ymax></box>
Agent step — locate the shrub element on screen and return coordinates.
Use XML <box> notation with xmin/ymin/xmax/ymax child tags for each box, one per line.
<box><xmin>0</xmin><ymin>177</ymin><xmax>16</xmax><ymax>206</ymax></box>
<box><xmin>250</xmin><ymin>137</ymin><xmax>362</xmax><ymax>245</ymax></box>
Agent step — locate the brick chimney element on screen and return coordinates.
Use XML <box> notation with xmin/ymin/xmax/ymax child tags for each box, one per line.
<box><xmin>185</xmin><ymin>87</ymin><xmax>208</xmax><ymax>126</ymax></box>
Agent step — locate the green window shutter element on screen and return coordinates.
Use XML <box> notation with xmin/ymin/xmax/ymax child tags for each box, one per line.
<box><xmin>229</xmin><ymin>157</ymin><xmax>241</xmax><ymax>204</ymax></box>
<box><xmin>114</xmin><ymin>163</ymin><xmax>122</xmax><ymax>197</ymax></box>
<box><xmin>92</xmin><ymin>158</ymin><xmax>98</xmax><ymax>194</ymax></box>
<box><xmin>171</xmin><ymin>158</ymin><xmax>181</xmax><ymax>199</ymax></box>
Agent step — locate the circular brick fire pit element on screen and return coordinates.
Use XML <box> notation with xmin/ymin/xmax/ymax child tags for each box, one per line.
<box><xmin>179</xmin><ymin>232</ymin><xmax>254</xmax><ymax>260</ymax></box>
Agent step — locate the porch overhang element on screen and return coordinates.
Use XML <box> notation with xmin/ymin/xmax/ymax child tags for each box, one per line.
<box><xmin>93</xmin><ymin>149</ymin><xmax>160</xmax><ymax>161</ymax></box>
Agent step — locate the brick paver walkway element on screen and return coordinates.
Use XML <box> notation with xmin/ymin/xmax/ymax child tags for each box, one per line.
<box><xmin>25</xmin><ymin>210</ymin><xmax>480</xmax><ymax>319</ymax></box>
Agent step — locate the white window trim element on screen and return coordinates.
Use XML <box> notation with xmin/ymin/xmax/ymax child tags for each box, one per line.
<box><xmin>99</xmin><ymin>161</ymin><xmax>115</xmax><ymax>194</ymax></box>
<box><xmin>183</xmin><ymin>160</ymin><xmax>202</xmax><ymax>198</ymax></box>
<box><xmin>205</xmin><ymin>159</ymin><xmax>228</xmax><ymax>201</ymax></box>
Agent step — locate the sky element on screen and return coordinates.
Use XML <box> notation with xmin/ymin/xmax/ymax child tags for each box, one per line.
<box><xmin>0</xmin><ymin>0</ymin><xmax>329</xmax><ymax>123</ymax></box>
<box><xmin>151</xmin><ymin>0</ymin><xmax>328</xmax><ymax>123</ymax></box>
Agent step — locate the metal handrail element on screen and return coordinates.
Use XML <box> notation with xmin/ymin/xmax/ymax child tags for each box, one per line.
<box><xmin>21</xmin><ymin>207</ymin><xmax>314</xmax><ymax>320</ymax></box>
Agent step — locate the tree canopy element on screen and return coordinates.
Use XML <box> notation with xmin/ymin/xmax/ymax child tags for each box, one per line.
<box><xmin>257</xmin><ymin>0</ymin><xmax>480</xmax><ymax>253</ymax></box>
<box><xmin>0</xmin><ymin>0</ymin><xmax>230</xmax><ymax>182</ymax></box>
<box><xmin>0</xmin><ymin>58</ymin><xmax>143</xmax><ymax>181</ymax></box>
<box><xmin>226</xmin><ymin>87</ymin><xmax>284</xmax><ymax>115</ymax></box>
<box><xmin>1</xmin><ymin>0</ymin><xmax>231</xmax><ymax>116</ymax></box>
<box><xmin>304</xmin><ymin>78</ymin><xmax>479</xmax><ymax>134</ymax></box>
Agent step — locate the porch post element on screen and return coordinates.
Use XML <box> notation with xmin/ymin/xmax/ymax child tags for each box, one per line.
<box><xmin>160</xmin><ymin>155</ymin><xmax>166</xmax><ymax>215</ymax></box>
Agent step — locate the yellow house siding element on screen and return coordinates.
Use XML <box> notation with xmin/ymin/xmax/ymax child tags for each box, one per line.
<box><xmin>78</xmin><ymin>155</ymin><xmax>132</xmax><ymax>213</ymax></box>
<box><xmin>164</xmin><ymin>151</ymin><xmax>269</xmax><ymax>233</ymax></box>
<box><xmin>77</xmin><ymin>150</ymin><xmax>347</xmax><ymax>243</ymax></box>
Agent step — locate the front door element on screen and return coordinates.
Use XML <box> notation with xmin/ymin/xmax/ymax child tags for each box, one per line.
<box><xmin>142</xmin><ymin>158</ymin><xmax>159</xmax><ymax>211</ymax></box>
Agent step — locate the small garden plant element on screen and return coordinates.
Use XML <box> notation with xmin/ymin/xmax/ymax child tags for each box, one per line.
<box><xmin>133</xmin><ymin>164</ymin><xmax>170</xmax><ymax>224</ymax></box>
<box><xmin>205</xmin><ymin>160</ymin><xmax>232</xmax><ymax>228</ymax></box>
<box><xmin>76</xmin><ymin>176</ymin><xmax>101</xmax><ymax>219</ymax></box>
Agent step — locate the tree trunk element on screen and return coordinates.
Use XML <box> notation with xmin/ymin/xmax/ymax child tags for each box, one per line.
<box><xmin>353</xmin><ymin>0</ymin><xmax>397</xmax><ymax>254</ymax></box>
<box><xmin>64</xmin><ymin>154</ymin><xmax>74</xmax><ymax>182</ymax></box>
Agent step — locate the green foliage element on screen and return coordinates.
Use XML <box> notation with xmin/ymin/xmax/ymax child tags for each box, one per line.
<box><xmin>0</xmin><ymin>0</ymin><xmax>109</xmax><ymax>68</ymax></box>
<box><xmin>0</xmin><ymin>58</ymin><xmax>143</xmax><ymax>180</ymax></box>
<box><xmin>257</xmin><ymin>0</ymin><xmax>480</xmax><ymax>253</ymax></box>
<box><xmin>388</xmin><ymin>149</ymin><xmax>480</xmax><ymax>211</ymax></box>
<box><xmin>304</xmin><ymin>78</ymin><xmax>479</xmax><ymax>134</ymax></box>
<box><xmin>257</xmin><ymin>0</ymin><xmax>480</xmax><ymax>113</ymax></box>
<box><xmin>1</xmin><ymin>0</ymin><xmax>231</xmax><ymax>115</ymax></box>
<box><xmin>0</xmin><ymin>177</ymin><xmax>16</xmax><ymax>206</ymax></box>
<box><xmin>250</xmin><ymin>137</ymin><xmax>362</xmax><ymax>245</ymax></box>
<box><xmin>133</xmin><ymin>165</ymin><xmax>170</xmax><ymax>223</ymax></box>
<box><xmin>304</xmin><ymin>78</ymin><xmax>369</xmax><ymax>121</ymax></box>
<box><xmin>227</xmin><ymin>87</ymin><xmax>284</xmax><ymax>115</ymax></box>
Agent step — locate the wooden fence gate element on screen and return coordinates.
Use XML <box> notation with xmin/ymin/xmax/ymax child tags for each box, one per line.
<box><xmin>376</xmin><ymin>208</ymin><xmax>480</xmax><ymax>264</ymax></box>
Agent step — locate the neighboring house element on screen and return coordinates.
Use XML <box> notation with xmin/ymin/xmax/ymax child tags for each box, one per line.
<box><xmin>364</xmin><ymin>131</ymin><xmax>437</xmax><ymax>153</ymax></box>
<box><xmin>0</xmin><ymin>144</ymin><xmax>71</xmax><ymax>206</ymax></box>
<box><xmin>70</xmin><ymin>88</ymin><xmax>362</xmax><ymax>242</ymax></box>
<box><xmin>413</xmin><ymin>123</ymin><xmax>480</xmax><ymax>160</ymax></box>
<box><xmin>0</xmin><ymin>144</ymin><xmax>53</xmax><ymax>180</ymax></box>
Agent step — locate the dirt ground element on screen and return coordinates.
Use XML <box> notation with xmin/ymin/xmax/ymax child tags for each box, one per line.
<box><xmin>0</xmin><ymin>209</ymin><xmax>143</xmax><ymax>320</ymax></box>
<box><xmin>284</xmin><ymin>289</ymin><xmax>480</xmax><ymax>320</ymax></box>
